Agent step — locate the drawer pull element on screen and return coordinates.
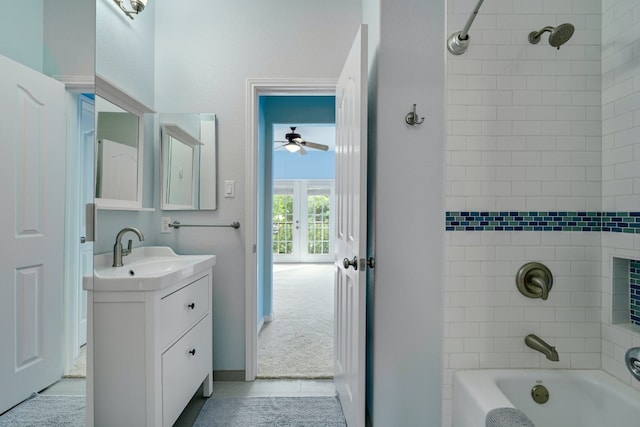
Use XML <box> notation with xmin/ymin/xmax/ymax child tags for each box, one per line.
<box><xmin>187</xmin><ymin>303</ymin><xmax>195</xmax><ymax>309</ymax></box>
<box><xmin>189</xmin><ymin>349</ymin><xmax>196</xmax><ymax>356</ymax></box>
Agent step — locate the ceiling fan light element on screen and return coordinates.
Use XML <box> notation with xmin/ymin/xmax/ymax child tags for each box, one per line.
<box><xmin>284</xmin><ymin>143</ymin><xmax>300</xmax><ymax>153</ymax></box>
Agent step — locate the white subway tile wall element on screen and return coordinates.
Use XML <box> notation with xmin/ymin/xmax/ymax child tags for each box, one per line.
<box><xmin>446</xmin><ymin>1</ymin><xmax>602</xmax><ymax>213</ymax></box>
<box><xmin>595</xmin><ymin>0</ymin><xmax>640</xmax><ymax>398</ymax></box>
<box><xmin>444</xmin><ymin>1</ymin><xmax>640</xmax><ymax>426</ymax></box>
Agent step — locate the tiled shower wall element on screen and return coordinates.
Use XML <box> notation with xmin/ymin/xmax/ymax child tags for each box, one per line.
<box><xmin>444</xmin><ymin>1</ymin><xmax>603</xmax><ymax>426</ymax></box>
<box><xmin>600</xmin><ymin>0</ymin><xmax>640</xmax><ymax>391</ymax></box>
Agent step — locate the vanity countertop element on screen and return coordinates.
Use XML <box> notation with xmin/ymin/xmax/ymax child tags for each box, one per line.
<box><xmin>83</xmin><ymin>246</ymin><xmax>216</xmax><ymax>292</ymax></box>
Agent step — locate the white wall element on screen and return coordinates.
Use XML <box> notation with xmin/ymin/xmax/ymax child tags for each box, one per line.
<box><xmin>601</xmin><ymin>0</ymin><xmax>640</xmax><ymax>391</ymax></box>
<box><xmin>366</xmin><ymin>0</ymin><xmax>445</xmax><ymax>425</ymax></box>
<box><xmin>152</xmin><ymin>0</ymin><xmax>362</xmax><ymax>372</ymax></box>
<box><xmin>1</xmin><ymin>0</ymin><xmax>94</xmax><ymax>80</ymax></box>
<box><xmin>94</xmin><ymin>0</ymin><xmax>157</xmax><ymax>254</ymax></box>
<box><xmin>0</xmin><ymin>1</ymin><xmax>43</xmax><ymax>72</ymax></box>
<box><xmin>96</xmin><ymin>0</ymin><xmax>155</xmax><ymax>107</ymax></box>
<box><xmin>43</xmin><ymin>0</ymin><xmax>95</xmax><ymax>80</ymax></box>
<box><xmin>444</xmin><ymin>0</ymin><xmax>603</xmax><ymax>425</ymax></box>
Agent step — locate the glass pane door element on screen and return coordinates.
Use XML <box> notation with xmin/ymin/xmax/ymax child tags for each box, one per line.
<box><xmin>273</xmin><ymin>182</ymin><xmax>300</xmax><ymax>262</ymax></box>
<box><xmin>301</xmin><ymin>182</ymin><xmax>334</xmax><ymax>262</ymax></box>
<box><xmin>273</xmin><ymin>180</ymin><xmax>334</xmax><ymax>263</ymax></box>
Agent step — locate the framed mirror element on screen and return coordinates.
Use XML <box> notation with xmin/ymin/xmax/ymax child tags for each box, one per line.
<box><xmin>95</xmin><ymin>75</ymin><xmax>154</xmax><ymax>210</ymax></box>
<box><xmin>160</xmin><ymin>114</ymin><xmax>217</xmax><ymax>210</ymax></box>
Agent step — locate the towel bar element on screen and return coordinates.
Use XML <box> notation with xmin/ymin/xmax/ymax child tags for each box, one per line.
<box><xmin>169</xmin><ymin>220</ymin><xmax>240</xmax><ymax>229</ymax></box>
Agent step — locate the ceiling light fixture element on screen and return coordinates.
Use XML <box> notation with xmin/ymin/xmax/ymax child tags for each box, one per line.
<box><xmin>114</xmin><ymin>0</ymin><xmax>147</xmax><ymax>20</ymax></box>
<box><xmin>284</xmin><ymin>142</ymin><xmax>301</xmax><ymax>153</ymax></box>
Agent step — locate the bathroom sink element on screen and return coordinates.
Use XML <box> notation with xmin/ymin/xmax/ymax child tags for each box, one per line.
<box><xmin>84</xmin><ymin>246</ymin><xmax>216</xmax><ymax>291</ymax></box>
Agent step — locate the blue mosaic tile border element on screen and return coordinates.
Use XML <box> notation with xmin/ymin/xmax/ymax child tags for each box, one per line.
<box><xmin>631</xmin><ymin>260</ymin><xmax>640</xmax><ymax>326</ymax></box>
<box><xmin>446</xmin><ymin>211</ymin><xmax>640</xmax><ymax>232</ymax></box>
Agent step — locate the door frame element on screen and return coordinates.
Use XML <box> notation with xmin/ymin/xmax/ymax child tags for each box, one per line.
<box><xmin>245</xmin><ymin>78</ymin><xmax>336</xmax><ymax>380</ymax></box>
<box><xmin>61</xmin><ymin>79</ymin><xmax>94</xmax><ymax>374</ymax></box>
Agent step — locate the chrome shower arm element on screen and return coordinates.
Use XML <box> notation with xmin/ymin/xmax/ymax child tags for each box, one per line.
<box><xmin>528</xmin><ymin>26</ymin><xmax>554</xmax><ymax>44</ymax></box>
<box><xmin>530</xmin><ymin>26</ymin><xmax>554</xmax><ymax>38</ymax></box>
<box><xmin>447</xmin><ymin>0</ymin><xmax>485</xmax><ymax>55</ymax></box>
<box><xmin>459</xmin><ymin>0</ymin><xmax>485</xmax><ymax>40</ymax></box>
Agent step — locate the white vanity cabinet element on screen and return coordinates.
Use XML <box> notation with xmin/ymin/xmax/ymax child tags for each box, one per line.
<box><xmin>85</xmin><ymin>249</ymin><xmax>215</xmax><ymax>427</ymax></box>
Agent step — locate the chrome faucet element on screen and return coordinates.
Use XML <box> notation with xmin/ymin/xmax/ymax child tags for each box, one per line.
<box><xmin>525</xmin><ymin>334</ymin><xmax>559</xmax><ymax>362</ymax></box>
<box><xmin>113</xmin><ymin>227</ymin><xmax>145</xmax><ymax>267</ymax></box>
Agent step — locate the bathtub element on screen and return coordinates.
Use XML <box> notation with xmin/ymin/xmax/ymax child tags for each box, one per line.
<box><xmin>452</xmin><ymin>370</ymin><xmax>640</xmax><ymax>427</ymax></box>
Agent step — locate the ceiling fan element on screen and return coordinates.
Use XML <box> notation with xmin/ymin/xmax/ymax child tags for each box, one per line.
<box><xmin>275</xmin><ymin>127</ymin><xmax>329</xmax><ymax>155</ymax></box>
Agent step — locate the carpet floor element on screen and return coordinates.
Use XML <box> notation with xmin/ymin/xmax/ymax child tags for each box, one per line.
<box><xmin>0</xmin><ymin>395</ymin><xmax>85</xmax><ymax>427</ymax></box>
<box><xmin>258</xmin><ymin>263</ymin><xmax>334</xmax><ymax>379</ymax></box>
<box><xmin>64</xmin><ymin>345</ymin><xmax>86</xmax><ymax>378</ymax></box>
<box><xmin>193</xmin><ymin>396</ymin><xmax>346</xmax><ymax>427</ymax></box>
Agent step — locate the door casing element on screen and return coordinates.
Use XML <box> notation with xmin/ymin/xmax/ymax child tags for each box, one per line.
<box><xmin>245</xmin><ymin>79</ymin><xmax>336</xmax><ymax>380</ymax></box>
<box><xmin>62</xmin><ymin>84</ymin><xmax>93</xmax><ymax>375</ymax></box>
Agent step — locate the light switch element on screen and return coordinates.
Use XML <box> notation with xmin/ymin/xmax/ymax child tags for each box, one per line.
<box><xmin>225</xmin><ymin>180</ymin><xmax>235</xmax><ymax>198</ymax></box>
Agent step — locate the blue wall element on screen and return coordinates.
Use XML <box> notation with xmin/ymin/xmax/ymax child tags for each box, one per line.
<box><xmin>258</xmin><ymin>95</ymin><xmax>335</xmax><ymax>326</ymax></box>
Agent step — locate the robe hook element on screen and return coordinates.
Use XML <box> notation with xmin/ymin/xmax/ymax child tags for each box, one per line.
<box><xmin>405</xmin><ymin>104</ymin><xmax>425</xmax><ymax>125</ymax></box>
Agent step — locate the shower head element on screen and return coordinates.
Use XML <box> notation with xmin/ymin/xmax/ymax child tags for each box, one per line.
<box><xmin>528</xmin><ymin>23</ymin><xmax>575</xmax><ymax>49</ymax></box>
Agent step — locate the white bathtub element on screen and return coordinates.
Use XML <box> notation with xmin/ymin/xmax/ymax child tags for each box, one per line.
<box><xmin>453</xmin><ymin>370</ymin><xmax>640</xmax><ymax>427</ymax></box>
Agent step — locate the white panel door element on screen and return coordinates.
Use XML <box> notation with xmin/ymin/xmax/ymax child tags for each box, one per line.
<box><xmin>0</xmin><ymin>55</ymin><xmax>66</xmax><ymax>413</ymax></box>
<box><xmin>334</xmin><ymin>25</ymin><xmax>367</xmax><ymax>427</ymax></box>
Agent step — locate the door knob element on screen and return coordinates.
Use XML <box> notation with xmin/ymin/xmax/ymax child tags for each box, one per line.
<box><xmin>343</xmin><ymin>256</ymin><xmax>358</xmax><ymax>270</ymax></box>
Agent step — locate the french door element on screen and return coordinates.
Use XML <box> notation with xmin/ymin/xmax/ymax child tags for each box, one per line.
<box><xmin>272</xmin><ymin>180</ymin><xmax>335</xmax><ymax>263</ymax></box>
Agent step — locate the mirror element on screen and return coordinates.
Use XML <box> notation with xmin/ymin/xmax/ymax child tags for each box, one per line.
<box><xmin>95</xmin><ymin>75</ymin><xmax>154</xmax><ymax>210</ymax></box>
<box><xmin>160</xmin><ymin>114</ymin><xmax>217</xmax><ymax>210</ymax></box>
<box><xmin>96</xmin><ymin>99</ymin><xmax>139</xmax><ymax>202</ymax></box>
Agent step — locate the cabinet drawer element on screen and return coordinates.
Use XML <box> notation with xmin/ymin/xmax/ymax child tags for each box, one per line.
<box><xmin>161</xmin><ymin>275</ymin><xmax>208</xmax><ymax>348</ymax></box>
<box><xmin>161</xmin><ymin>315</ymin><xmax>211</xmax><ymax>427</ymax></box>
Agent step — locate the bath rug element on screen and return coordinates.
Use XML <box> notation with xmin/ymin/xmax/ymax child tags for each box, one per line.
<box><xmin>193</xmin><ymin>396</ymin><xmax>346</xmax><ymax>427</ymax></box>
<box><xmin>486</xmin><ymin>407</ymin><xmax>535</xmax><ymax>427</ymax></box>
<box><xmin>0</xmin><ymin>394</ymin><xmax>85</xmax><ymax>427</ymax></box>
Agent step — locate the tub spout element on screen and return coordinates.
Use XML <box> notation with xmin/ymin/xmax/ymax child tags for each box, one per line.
<box><xmin>525</xmin><ymin>334</ymin><xmax>559</xmax><ymax>361</ymax></box>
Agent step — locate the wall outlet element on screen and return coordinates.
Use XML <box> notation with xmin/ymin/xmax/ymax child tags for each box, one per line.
<box><xmin>161</xmin><ymin>217</ymin><xmax>172</xmax><ymax>233</ymax></box>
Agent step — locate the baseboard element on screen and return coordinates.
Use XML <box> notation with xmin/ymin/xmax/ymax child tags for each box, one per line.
<box><xmin>258</xmin><ymin>313</ymin><xmax>274</xmax><ymax>333</ymax></box>
<box><xmin>213</xmin><ymin>370</ymin><xmax>246</xmax><ymax>381</ymax></box>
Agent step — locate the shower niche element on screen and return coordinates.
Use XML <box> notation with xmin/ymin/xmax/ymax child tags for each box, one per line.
<box><xmin>611</xmin><ymin>257</ymin><xmax>640</xmax><ymax>329</ymax></box>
